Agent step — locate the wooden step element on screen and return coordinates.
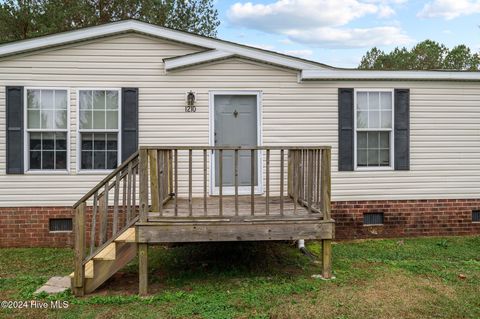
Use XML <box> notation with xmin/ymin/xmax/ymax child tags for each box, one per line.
<box><xmin>93</xmin><ymin>243</ymin><xmax>116</xmax><ymax>261</ymax></box>
<box><xmin>115</xmin><ymin>228</ymin><xmax>136</xmax><ymax>243</ymax></box>
<box><xmin>69</xmin><ymin>260</ymin><xmax>94</xmax><ymax>279</ymax></box>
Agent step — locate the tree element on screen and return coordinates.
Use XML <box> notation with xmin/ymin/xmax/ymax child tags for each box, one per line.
<box><xmin>358</xmin><ymin>40</ymin><xmax>480</xmax><ymax>71</ymax></box>
<box><xmin>0</xmin><ymin>0</ymin><xmax>220</xmax><ymax>44</ymax></box>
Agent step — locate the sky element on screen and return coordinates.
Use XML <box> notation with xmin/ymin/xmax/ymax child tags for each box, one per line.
<box><xmin>215</xmin><ymin>0</ymin><xmax>480</xmax><ymax>68</ymax></box>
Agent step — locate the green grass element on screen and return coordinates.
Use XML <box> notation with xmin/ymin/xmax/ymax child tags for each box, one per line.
<box><xmin>0</xmin><ymin>237</ymin><xmax>479</xmax><ymax>319</ymax></box>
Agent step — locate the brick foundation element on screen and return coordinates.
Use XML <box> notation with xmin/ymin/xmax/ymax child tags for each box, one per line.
<box><xmin>1</xmin><ymin>199</ymin><xmax>480</xmax><ymax>247</ymax></box>
<box><xmin>333</xmin><ymin>199</ymin><xmax>480</xmax><ymax>239</ymax></box>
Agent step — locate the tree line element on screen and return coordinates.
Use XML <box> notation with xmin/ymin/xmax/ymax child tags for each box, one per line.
<box><xmin>0</xmin><ymin>0</ymin><xmax>220</xmax><ymax>44</ymax></box>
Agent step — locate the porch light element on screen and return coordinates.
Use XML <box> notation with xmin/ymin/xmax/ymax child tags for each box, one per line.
<box><xmin>185</xmin><ymin>91</ymin><xmax>196</xmax><ymax>112</ymax></box>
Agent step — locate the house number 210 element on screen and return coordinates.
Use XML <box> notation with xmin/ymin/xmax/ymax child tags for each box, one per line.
<box><xmin>185</xmin><ymin>105</ymin><xmax>196</xmax><ymax>112</ymax></box>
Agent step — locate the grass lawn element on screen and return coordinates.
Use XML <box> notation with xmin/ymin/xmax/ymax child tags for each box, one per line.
<box><xmin>0</xmin><ymin>236</ymin><xmax>479</xmax><ymax>319</ymax></box>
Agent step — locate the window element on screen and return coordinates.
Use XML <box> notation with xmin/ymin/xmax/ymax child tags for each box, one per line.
<box><xmin>355</xmin><ymin>90</ymin><xmax>393</xmax><ymax>169</ymax></box>
<box><xmin>78</xmin><ymin>89</ymin><xmax>120</xmax><ymax>170</ymax></box>
<box><xmin>26</xmin><ymin>89</ymin><xmax>68</xmax><ymax>171</ymax></box>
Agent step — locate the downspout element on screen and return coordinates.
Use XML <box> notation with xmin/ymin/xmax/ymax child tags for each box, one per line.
<box><xmin>297</xmin><ymin>239</ymin><xmax>316</xmax><ymax>260</ymax></box>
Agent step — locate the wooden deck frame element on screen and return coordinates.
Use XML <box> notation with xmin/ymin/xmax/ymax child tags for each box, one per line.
<box><xmin>72</xmin><ymin>146</ymin><xmax>333</xmax><ymax>297</ymax></box>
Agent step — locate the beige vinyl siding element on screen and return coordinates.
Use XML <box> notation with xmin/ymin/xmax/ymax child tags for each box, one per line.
<box><xmin>0</xmin><ymin>32</ymin><xmax>480</xmax><ymax>206</ymax></box>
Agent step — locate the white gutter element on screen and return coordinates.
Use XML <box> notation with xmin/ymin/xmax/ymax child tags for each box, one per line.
<box><xmin>164</xmin><ymin>50</ymin><xmax>234</xmax><ymax>71</ymax></box>
<box><xmin>301</xmin><ymin>69</ymin><xmax>480</xmax><ymax>81</ymax></box>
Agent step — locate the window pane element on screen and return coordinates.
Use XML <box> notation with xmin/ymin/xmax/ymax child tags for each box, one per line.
<box><xmin>357</xmin><ymin>92</ymin><xmax>368</xmax><ymax>111</ymax></box>
<box><xmin>55</xmin><ymin>110</ymin><xmax>67</xmax><ymax>129</ymax></box>
<box><xmin>79</xmin><ymin>91</ymin><xmax>92</xmax><ymax>110</ymax></box>
<box><xmin>106</xmin><ymin>91</ymin><xmax>118</xmax><ymax>110</ymax></box>
<box><xmin>81</xmin><ymin>133</ymin><xmax>93</xmax><ymax>150</ymax></box>
<box><xmin>42</xmin><ymin>132</ymin><xmax>55</xmax><ymax>150</ymax></box>
<box><xmin>55</xmin><ymin>90</ymin><xmax>68</xmax><ymax>110</ymax></box>
<box><xmin>41</xmin><ymin>90</ymin><xmax>54</xmax><ymax>109</ymax></box>
<box><xmin>379</xmin><ymin>150</ymin><xmax>390</xmax><ymax>166</ymax></box>
<box><xmin>357</xmin><ymin>111</ymin><xmax>368</xmax><ymax>128</ymax></box>
<box><xmin>27</xmin><ymin>90</ymin><xmax>41</xmax><ymax>109</ymax></box>
<box><xmin>42</xmin><ymin>151</ymin><xmax>55</xmax><ymax>169</ymax></box>
<box><xmin>368</xmin><ymin>92</ymin><xmax>380</xmax><ymax>110</ymax></box>
<box><xmin>381</xmin><ymin>111</ymin><xmax>392</xmax><ymax>128</ymax></box>
<box><xmin>55</xmin><ymin>132</ymin><xmax>67</xmax><ymax>150</ymax></box>
<box><xmin>56</xmin><ymin>151</ymin><xmax>67</xmax><ymax>169</ymax></box>
<box><xmin>81</xmin><ymin>151</ymin><xmax>93</xmax><ymax>170</ymax></box>
<box><xmin>106</xmin><ymin>133</ymin><xmax>118</xmax><ymax>150</ymax></box>
<box><xmin>368</xmin><ymin>110</ymin><xmax>380</xmax><ymax>129</ymax></box>
<box><xmin>368</xmin><ymin>149</ymin><xmax>379</xmax><ymax>166</ymax></box>
<box><xmin>357</xmin><ymin>132</ymin><xmax>367</xmax><ymax>149</ymax></box>
<box><xmin>93</xmin><ymin>134</ymin><xmax>106</xmax><ymax>150</ymax></box>
<box><xmin>30</xmin><ymin>151</ymin><xmax>41</xmax><ymax>169</ymax></box>
<box><xmin>40</xmin><ymin>110</ymin><xmax>55</xmax><ymax>129</ymax></box>
<box><xmin>93</xmin><ymin>91</ymin><xmax>105</xmax><ymax>110</ymax></box>
<box><xmin>106</xmin><ymin>111</ymin><xmax>118</xmax><ymax>129</ymax></box>
<box><xmin>380</xmin><ymin>92</ymin><xmax>392</xmax><ymax>110</ymax></box>
<box><xmin>357</xmin><ymin>149</ymin><xmax>367</xmax><ymax>166</ymax></box>
<box><xmin>93</xmin><ymin>110</ymin><xmax>105</xmax><ymax>129</ymax></box>
<box><xmin>94</xmin><ymin>151</ymin><xmax>106</xmax><ymax>169</ymax></box>
<box><xmin>107</xmin><ymin>151</ymin><xmax>118</xmax><ymax>169</ymax></box>
<box><xmin>28</xmin><ymin>110</ymin><xmax>40</xmax><ymax>129</ymax></box>
<box><xmin>379</xmin><ymin>132</ymin><xmax>390</xmax><ymax>148</ymax></box>
<box><xmin>79</xmin><ymin>110</ymin><xmax>93</xmax><ymax>129</ymax></box>
<box><xmin>30</xmin><ymin>133</ymin><xmax>42</xmax><ymax>150</ymax></box>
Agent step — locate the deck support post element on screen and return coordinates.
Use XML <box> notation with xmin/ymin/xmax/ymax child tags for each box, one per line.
<box><xmin>138</xmin><ymin>243</ymin><xmax>148</xmax><ymax>296</ymax></box>
<box><xmin>73</xmin><ymin>203</ymin><xmax>86</xmax><ymax>296</ymax></box>
<box><xmin>321</xmin><ymin>239</ymin><xmax>332</xmax><ymax>279</ymax></box>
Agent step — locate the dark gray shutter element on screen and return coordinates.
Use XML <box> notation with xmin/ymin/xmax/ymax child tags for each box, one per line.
<box><xmin>338</xmin><ymin>88</ymin><xmax>354</xmax><ymax>171</ymax></box>
<box><xmin>394</xmin><ymin>89</ymin><xmax>410</xmax><ymax>170</ymax></box>
<box><xmin>6</xmin><ymin>86</ymin><xmax>24</xmax><ymax>174</ymax></box>
<box><xmin>121</xmin><ymin>88</ymin><xmax>139</xmax><ymax>161</ymax></box>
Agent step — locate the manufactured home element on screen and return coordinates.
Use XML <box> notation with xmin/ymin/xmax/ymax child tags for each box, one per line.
<box><xmin>0</xmin><ymin>20</ymin><xmax>479</xmax><ymax>295</ymax></box>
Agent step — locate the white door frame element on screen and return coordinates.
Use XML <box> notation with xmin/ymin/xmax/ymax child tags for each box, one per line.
<box><xmin>209</xmin><ymin>90</ymin><xmax>263</xmax><ymax>196</ymax></box>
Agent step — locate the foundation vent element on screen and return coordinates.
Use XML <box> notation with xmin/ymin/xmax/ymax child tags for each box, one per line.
<box><xmin>363</xmin><ymin>212</ymin><xmax>384</xmax><ymax>225</ymax></box>
<box><xmin>473</xmin><ymin>210</ymin><xmax>480</xmax><ymax>222</ymax></box>
<box><xmin>49</xmin><ymin>218</ymin><xmax>73</xmax><ymax>232</ymax></box>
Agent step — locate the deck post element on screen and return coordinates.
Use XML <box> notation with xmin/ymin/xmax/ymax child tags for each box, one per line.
<box><xmin>320</xmin><ymin>148</ymin><xmax>332</xmax><ymax>220</ymax></box>
<box><xmin>139</xmin><ymin>148</ymin><xmax>149</xmax><ymax>223</ymax></box>
<box><xmin>73</xmin><ymin>203</ymin><xmax>86</xmax><ymax>296</ymax></box>
<box><xmin>149</xmin><ymin>150</ymin><xmax>159</xmax><ymax>212</ymax></box>
<box><xmin>138</xmin><ymin>243</ymin><xmax>148</xmax><ymax>296</ymax></box>
<box><xmin>322</xmin><ymin>239</ymin><xmax>332</xmax><ymax>279</ymax></box>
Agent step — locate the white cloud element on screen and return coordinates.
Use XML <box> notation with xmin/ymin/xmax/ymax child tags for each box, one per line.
<box><xmin>227</xmin><ymin>0</ymin><xmax>412</xmax><ymax>48</ymax></box>
<box><xmin>418</xmin><ymin>0</ymin><xmax>480</xmax><ymax>20</ymax></box>
<box><xmin>286</xmin><ymin>26</ymin><xmax>412</xmax><ymax>48</ymax></box>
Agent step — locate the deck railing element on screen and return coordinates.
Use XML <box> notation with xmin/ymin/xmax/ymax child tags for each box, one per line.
<box><xmin>72</xmin><ymin>151</ymin><xmax>139</xmax><ymax>296</ymax></box>
<box><xmin>137</xmin><ymin>146</ymin><xmax>331</xmax><ymax>222</ymax></box>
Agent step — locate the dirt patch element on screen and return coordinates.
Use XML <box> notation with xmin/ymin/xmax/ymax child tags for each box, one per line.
<box><xmin>269</xmin><ymin>269</ymin><xmax>455</xmax><ymax>319</ymax></box>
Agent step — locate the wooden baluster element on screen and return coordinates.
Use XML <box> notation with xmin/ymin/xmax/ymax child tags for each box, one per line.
<box><xmin>321</xmin><ymin>149</ymin><xmax>332</xmax><ymax>220</ymax></box>
<box><xmin>122</xmin><ymin>170</ymin><xmax>127</xmax><ymax>222</ymax></box>
<box><xmin>280</xmin><ymin>149</ymin><xmax>284</xmax><ymax>216</ymax></box>
<box><xmin>203</xmin><ymin>149</ymin><xmax>207</xmax><ymax>216</ymax></box>
<box><xmin>132</xmin><ymin>166</ymin><xmax>137</xmax><ymax>218</ymax></box>
<box><xmin>174</xmin><ymin>149</ymin><xmax>178</xmax><ymax>216</ymax></box>
<box><xmin>307</xmin><ymin>150</ymin><xmax>313</xmax><ymax>213</ymax></box>
<box><xmin>139</xmin><ymin>148</ymin><xmax>149</xmax><ymax>223</ymax></box>
<box><xmin>126</xmin><ymin>162</ymin><xmax>133</xmax><ymax>221</ymax></box>
<box><xmin>169</xmin><ymin>150</ymin><xmax>173</xmax><ymax>197</ymax></box>
<box><xmin>89</xmin><ymin>192</ymin><xmax>98</xmax><ymax>255</ymax></box>
<box><xmin>163</xmin><ymin>151</ymin><xmax>169</xmax><ymax>200</ymax></box>
<box><xmin>189</xmin><ymin>149</ymin><xmax>193</xmax><ymax>216</ymax></box>
<box><xmin>73</xmin><ymin>202</ymin><xmax>86</xmax><ymax>296</ymax></box>
<box><xmin>219</xmin><ymin>149</ymin><xmax>223</xmax><ymax>216</ymax></box>
<box><xmin>99</xmin><ymin>183</ymin><xmax>108</xmax><ymax>245</ymax></box>
<box><xmin>251</xmin><ymin>149</ymin><xmax>255</xmax><ymax>216</ymax></box>
<box><xmin>302</xmin><ymin>149</ymin><xmax>306</xmax><ymax>202</ymax></box>
<box><xmin>293</xmin><ymin>150</ymin><xmax>298</xmax><ymax>214</ymax></box>
<box><xmin>265</xmin><ymin>149</ymin><xmax>270</xmax><ymax>215</ymax></box>
<box><xmin>158</xmin><ymin>151</ymin><xmax>164</xmax><ymax>216</ymax></box>
<box><xmin>316</xmin><ymin>149</ymin><xmax>321</xmax><ymax>207</ymax></box>
<box><xmin>149</xmin><ymin>150</ymin><xmax>159</xmax><ymax>212</ymax></box>
<box><xmin>235</xmin><ymin>149</ymin><xmax>239</xmax><ymax>216</ymax></box>
<box><xmin>113</xmin><ymin>173</ymin><xmax>120</xmax><ymax>235</ymax></box>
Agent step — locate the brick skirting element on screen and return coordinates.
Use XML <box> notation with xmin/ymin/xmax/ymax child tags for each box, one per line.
<box><xmin>1</xmin><ymin>199</ymin><xmax>480</xmax><ymax>247</ymax></box>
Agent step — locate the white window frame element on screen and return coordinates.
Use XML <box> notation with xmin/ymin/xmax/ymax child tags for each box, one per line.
<box><xmin>208</xmin><ymin>90</ymin><xmax>264</xmax><ymax>195</ymax></box>
<box><xmin>23</xmin><ymin>87</ymin><xmax>71</xmax><ymax>174</ymax></box>
<box><xmin>76</xmin><ymin>88</ymin><xmax>122</xmax><ymax>174</ymax></box>
<box><xmin>353</xmin><ymin>88</ymin><xmax>395</xmax><ymax>171</ymax></box>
